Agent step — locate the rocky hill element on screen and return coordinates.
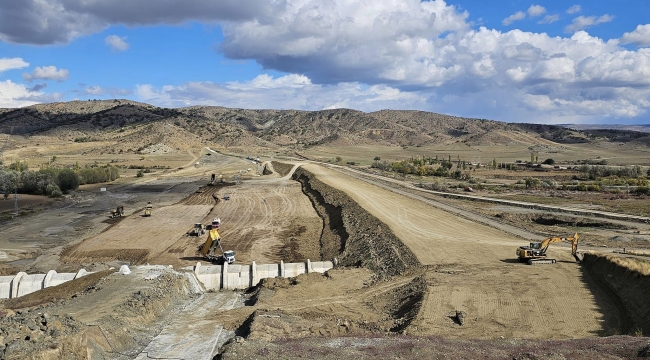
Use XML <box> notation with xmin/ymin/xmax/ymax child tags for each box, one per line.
<box><xmin>2</xmin><ymin>100</ymin><xmax>649</xmax><ymax>150</ymax></box>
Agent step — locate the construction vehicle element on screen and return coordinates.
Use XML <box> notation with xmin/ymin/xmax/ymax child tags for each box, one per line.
<box><xmin>187</xmin><ymin>223</ymin><xmax>205</xmax><ymax>236</ymax></box>
<box><xmin>110</xmin><ymin>206</ymin><xmax>124</xmax><ymax>218</ymax></box>
<box><xmin>210</xmin><ymin>217</ymin><xmax>221</xmax><ymax>230</ymax></box>
<box><xmin>208</xmin><ymin>174</ymin><xmax>216</xmax><ymax>186</ymax></box>
<box><xmin>517</xmin><ymin>233</ymin><xmax>580</xmax><ymax>265</ymax></box>
<box><xmin>200</xmin><ymin>228</ymin><xmax>235</xmax><ymax>263</ymax></box>
<box><xmin>144</xmin><ymin>202</ymin><xmax>153</xmax><ymax>217</ymax></box>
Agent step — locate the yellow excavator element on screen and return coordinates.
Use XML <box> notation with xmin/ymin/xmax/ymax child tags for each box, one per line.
<box><xmin>517</xmin><ymin>233</ymin><xmax>580</xmax><ymax>265</ymax></box>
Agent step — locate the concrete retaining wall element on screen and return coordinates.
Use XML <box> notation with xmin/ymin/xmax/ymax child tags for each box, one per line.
<box><xmin>0</xmin><ymin>269</ymin><xmax>90</xmax><ymax>299</ymax></box>
<box><xmin>194</xmin><ymin>260</ymin><xmax>334</xmax><ymax>291</ymax></box>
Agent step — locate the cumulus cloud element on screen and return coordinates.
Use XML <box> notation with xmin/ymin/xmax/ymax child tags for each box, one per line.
<box><xmin>2</xmin><ymin>0</ymin><xmax>650</xmax><ymax>123</ymax></box>
<box><xmin>136</xmin><ymin>73</ymin><xmax>425</xmax><ymax>111</ymax></box>
<box><xmin>502</xmin><ymin>11</ymin><xmax>526</xmax><ymax>26</ymax></box>
<box><xmin>22</xmin><ymin>66</ymin><xmax>70</xmax><ymax>82</ymax></box>
<box><xmin>538</xmin><ymin>14</ymin><xmax>559</xmax><ymax>24</ymax></box>
<box><xmin>105</xmin><ymin>35</ymin><xmax>129</xmax><ymax>52</ymax></box>
<box><xmin>620</xmin><ymin>24</ymin><xmax>650</xmax><ymax>47</ymax></box>
<box><xmin>527</xmin><ymin>5</ymin><xmax>546</xmax><ymax>17</ymax></box>
<box><xmin>566</xmin><ymin>5</ymin><xmax>581</xmax><ymax>14</ymax></box>
<box><xmin>0</xmin><ymin>80</ymin><xmax>63</xmax><ymax>108</ymax></box>
<box><xmin>565</xmin><ymin>14</ymin><xmax>614</xmax><ymax>33</ymax></box>
<box><xmin>0</xmin><ymin>58</ymin><xmax>29</xmax><ymax>72</ymax></box>
<box><xmin>0</xmin><ymin>0</ymin><xmax>281</xmax><ymax>44</ymax></box>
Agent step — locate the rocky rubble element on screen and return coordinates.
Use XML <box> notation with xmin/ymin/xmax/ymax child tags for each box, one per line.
<box><xmin>0</xmin><ymin>308</ymin><xmax>82</xmax><ymax>359</ymax></box>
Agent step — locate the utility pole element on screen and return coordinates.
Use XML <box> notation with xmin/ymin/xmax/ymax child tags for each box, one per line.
<box><xmin>14</xmin><ymin>187</ymin><xmax>18</xmax><ymax>215</ymax></box>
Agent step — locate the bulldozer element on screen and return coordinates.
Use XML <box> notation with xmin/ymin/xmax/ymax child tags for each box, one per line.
<box><xmin>110</xmin><ymin>206</ymin><xmax>124</xmax><ymax>218</ymax></box>
<box><xmin>200</xmin><ymin>228</ymin><xmax>235</xmax><ymax>264</ymax></box>
<box><xmin>517</xmin><ymin>233</ymin><xmax>580</xmax><ymax>265</ymax></box>
<box><xmin>143</xmin><ymin>202</ymin><xmax>153</xmax><ymax>217</ymax></box>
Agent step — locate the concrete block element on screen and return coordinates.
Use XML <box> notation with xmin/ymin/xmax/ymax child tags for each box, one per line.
<box><xmin>11</xmin><ymin>272</ymin><xmax>26</xmax><ymax>299</ymax></box>
<box><xmin>17</xmin><ymin>274</ymin><xmax>46</xmax><ymax>297</ymax></box>
<box><xmin>0</xmin><ymin>276</ymin><xmax>13</xmax><ymax>299</ymax></box>
<box><xmin>49</xmin><ymin>272</ymin><xmax>76</xmax><ymax>287</ymax></box>
<box><xmin>75</xmin><ymin>269</ymin><xmax>88</xmax><ymax>279</ymax></box>
<box><xmin>252</xmin><ymin>261</ymin><xmax>257</xmax><ymax>286</ymax></box>
<box><xmin>311</xmin><ymin>261</ymin><xmax>334</xmax><ymax>273</ymax></box>
<box><xmin>43</xmin><ymin>270</ymin><xmax>57</xmax><ymax>288</ymax></box>
<box><xmin>284</xmin><ymin>262</ymin><xmax>306</xmax><ymax>277</ymax></box>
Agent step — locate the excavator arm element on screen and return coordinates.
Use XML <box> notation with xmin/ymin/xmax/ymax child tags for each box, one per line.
<box><xmin>517</xmin><ymin>233</ymin><xmax>580</xmax><ymax>264</ymax></box>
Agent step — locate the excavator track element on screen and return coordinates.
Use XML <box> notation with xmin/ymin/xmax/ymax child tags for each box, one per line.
<box><xmin>528</xmin><ymin>258</ymin><xmax>557</xmax><ymax>265</ymax></box>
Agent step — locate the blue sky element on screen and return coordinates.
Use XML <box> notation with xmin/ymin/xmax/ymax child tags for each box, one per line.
<box><xmin>1</xmin><ymin>0</ymin><xmax>649</xmax><ymax>124</ymax></box>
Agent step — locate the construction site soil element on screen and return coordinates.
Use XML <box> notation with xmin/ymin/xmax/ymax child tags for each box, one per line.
<box><xmin>1</xmin><ymin>160</ymin><xmax>650</xmax><ymax>359</ymax></box>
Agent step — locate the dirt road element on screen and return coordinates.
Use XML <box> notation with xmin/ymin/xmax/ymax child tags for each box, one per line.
<box><xmin>302</xmin><ymin>163</ymin><xmax>619</xmax><ymax>339</ymax></box>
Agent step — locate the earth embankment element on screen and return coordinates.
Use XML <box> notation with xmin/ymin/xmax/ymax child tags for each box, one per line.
<box><xmin>581</xmin><ymin>254</ymin><xmax>650</xmax><ymax>335</ymax></box>
<box><xmin>292</xmin><ymin>167</ymin><xmax>420</xmax><ymax>278</ymax></box>
<box><xmin>271</xmin><ymin>161</ymin><xmax>295</xmax><ymax>177</ymax></box>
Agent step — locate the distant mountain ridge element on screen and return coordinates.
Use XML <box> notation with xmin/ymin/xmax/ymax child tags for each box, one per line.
<box><xmin>2</xmin><ymin>100</ymin><xmax>650</xmax><ymax>150</ymax></box>
<box><xmin>560</xmin><ymin>124</ymin><xmax>650</xmax><ymax>133</ymax></box>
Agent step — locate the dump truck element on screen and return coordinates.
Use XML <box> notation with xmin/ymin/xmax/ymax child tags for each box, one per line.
<box><xmin>517</xmin><ymin>233</ymin><xmax>580</xmax><ymax>265</ymax></box>
<box><xmin>144</xmin><ymin>202</ymin><xmax>152</xmax><ymax>217</ymax></box>
<box><xmin>200</xmin><ymin>228</ymin><xmax>235</xmax><ymax>264</ymax></box>
<box><xmin>110</xmin><ymin>206</ymin><xmax>124</xmax><ymax>218</ymax></box>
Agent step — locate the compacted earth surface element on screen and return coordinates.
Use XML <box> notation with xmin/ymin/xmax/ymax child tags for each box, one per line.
<box><xmin>1</xmin><ymin>156</ymin><xmax>649</xmax><ymax>359</ymax></box>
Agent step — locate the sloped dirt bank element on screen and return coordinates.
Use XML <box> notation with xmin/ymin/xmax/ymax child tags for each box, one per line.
<box><xmin>581</xmin><ymin>254</ymin><xmax>650</xmax><ymax>335</ymax></box>
<box><xmin>293</xmin><ymin>167</ymin><xmax>420</xmax><ymax>278</ymax></box>
<box><xmin>271</xmin><ymin>161</ymin><xmax>294</xmax><ymax>177</ymax></box>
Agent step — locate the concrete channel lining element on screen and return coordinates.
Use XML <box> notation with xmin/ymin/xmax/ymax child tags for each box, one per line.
<box><xmin>0</xmin><ymin>269</ymin><xmax>91</xmax><ymax>299</ymax></box>
<box><xmin>194</xmin><ymin>259</ymin><xmax>334</xmax><ymax>291</ymax></box>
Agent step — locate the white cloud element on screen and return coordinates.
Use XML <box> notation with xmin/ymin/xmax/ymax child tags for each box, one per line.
<box><xmin>84</xmin><ymin>85</ymin><xmax>104</xmax><ymax>95</ymax></box>
<box><xmin>22</xmin><ymin>66</ymin><xmax>70</xmax><ymax>82</ymax></box>
<box><xmin>136</xmin><ymin>73</ymin><xmax>425</xmax><ymax>111</ymax></box>
<box><xmin>502</xmin><ymin>11</ymin><xmax>526</xmax><ymax>26</ymax></box>
<box><xmin>0</xmin><ymin>80</ymin><xmax>63</xmax><ymax>108</ymax></box>
<box><xmin>620</xmin><ymin>24</ymin><xmax>650</xmax><ymax>47</ymax></box>
<box><xmin>538</xmin><ymin>14</ymin><xmax>560</xmax><ymax>24</ymax></box>
<box><xmin>0</xmin><ymin>0</ymin><xmax>282</xmax><ymax>44</ymax></box>
<box><xmin>565</xmin><ymin>14</ymin><xmax>614</xmax><ymax>33</ymax></box>
<box><xmin>527</xmin><ymin>5</ymin><xmax>546</xmax><ymax>17</ymax></box>
<box><xmin>566</xmin><ymin>5</ymin><xmax>581</xmax><ymax>14</ymax></box>
<box><xmin>0</xmin><ymin>58</ymin><xmax>29</xmax><ymax>72</ymax></box>
<box><xmin>105</xmin><ymin>35</ymin><xmax>129</xmax><ymax>52</ymax></box>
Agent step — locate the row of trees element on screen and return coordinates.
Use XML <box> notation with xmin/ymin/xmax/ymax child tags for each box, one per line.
<box><xmin>0</xmin><ymin>163</ymin><xmax>120</xmax><ymax>199</ymax></box>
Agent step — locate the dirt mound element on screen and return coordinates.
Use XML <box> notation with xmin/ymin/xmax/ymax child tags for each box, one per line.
<box><xmin>581</xmin><ymin>254</ymin><xmax>650</xmax><ymax>335</ymax></box>
<box><xmin>293</xmin><ymin>167</ymin><xmax>420</xmax><ymax>278</ymax></box>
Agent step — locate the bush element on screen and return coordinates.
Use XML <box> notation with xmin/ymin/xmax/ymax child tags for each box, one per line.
<box><xmin>542</xmin><ymin>158</ymin><xmax>555</xmax><ymax>165</ymax></box>
<box><xmin>136</xmin><ymin>169</ymin><xmax>144</xmax><ymax>177</ymax></box>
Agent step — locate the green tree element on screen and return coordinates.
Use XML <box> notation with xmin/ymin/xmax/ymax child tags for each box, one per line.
<box><xmin>57</xmin><ymin>168</ymin><xmax>80</xmax><ymax>192</ymax></box>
